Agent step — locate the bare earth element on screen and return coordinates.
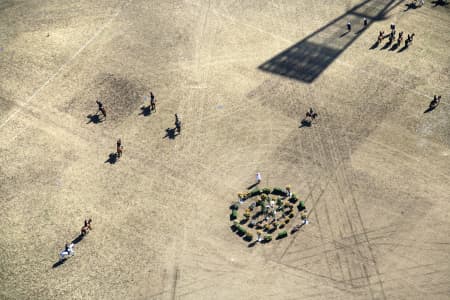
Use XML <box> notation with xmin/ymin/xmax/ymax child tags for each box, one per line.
<box><xmin>1</xmin><ymin>1</ymin><xmax>449</xmax><ymax>299</ymax></box>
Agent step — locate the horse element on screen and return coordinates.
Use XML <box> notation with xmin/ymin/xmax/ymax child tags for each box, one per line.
<box><xmin>429</xmin><ymin>96</ymin><xmax>441</xmax><ymax>109</ymax></box>
<box><xmin>81</xmin><ymin>218</ymin><xmax>92</xmax><ymax>236</ymax></box>
<box><xmin>116</xmin><ymin>139</ymin><xmax>123</xmax><ymax>158</ymax></box>
<box><xmin>377</xmin><ymin>31</ymin><xmax>385</xmax><ymax>44</ymax></box>
<box><xmin>59</xmin><ymin>243</ymin><xmax>74</xmax><ymax>261</ymax></box>
<box><xmin>96</xmin><ymin>100</ymin><xmax>106</xmax><ymax>119</ymax></box>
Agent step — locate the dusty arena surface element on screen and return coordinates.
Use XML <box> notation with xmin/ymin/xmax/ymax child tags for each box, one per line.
<box><xmin>1</xmin><ymin>1</ymin><xmax>449</xmax><ymax>299</ymax></box>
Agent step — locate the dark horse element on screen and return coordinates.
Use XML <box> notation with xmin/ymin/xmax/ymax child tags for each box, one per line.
<box><xmin>81</xmin><ymin>218</ymin><xmax>92</xmax><ymax>236</ymax></box>
<box><xmin>96</xmin><ymin>100</ymin><xmax>106</xmax><ymax>119</ymax></box>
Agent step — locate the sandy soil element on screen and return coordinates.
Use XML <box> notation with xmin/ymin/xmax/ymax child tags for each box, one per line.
<box><xmin>1</xmin><ymin>1</ymin><xmax>449</xmax><ymax>299</ymax></box>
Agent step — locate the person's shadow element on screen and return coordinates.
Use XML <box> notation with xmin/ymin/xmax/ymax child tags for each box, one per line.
<box><xmin>139</xmin><ymin>106</ymin><xmax>151</xmax><ymax>116</ymax></box>
<box><xmin>105</xmin><ymin>153</ymin><xmax>117</xmax><ymax>164</ymax></box>
<box><xmin>52</xmin><ymin>259</ymin><xmax>66</xmax><ymax>268</ymax></box>
<box><xmin>86</xmin><ymin>114</ymin><xmax>102</xmax><ymax>124</ymax></box>
<box><xmin>163</xmin><ymin>128</ymin><xmax>177</xmax><ymax>139</ymax></box>
<box><xmin>397</xmin><ymin>45</ymin><xmax>408</xmax><ymax>53</ymax></box>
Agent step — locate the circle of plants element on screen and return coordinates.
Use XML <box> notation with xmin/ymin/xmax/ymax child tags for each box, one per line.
<box><xmin>230</xmin><ymin>186</ymin><xmax>307</xmax><ymax>244</ymax></box>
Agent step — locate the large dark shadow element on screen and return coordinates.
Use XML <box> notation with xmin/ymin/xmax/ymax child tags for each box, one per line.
<box><xmin>258</xmin><ymin>0</ymin><xmax>403</xmax><ymax>83</ymax></box>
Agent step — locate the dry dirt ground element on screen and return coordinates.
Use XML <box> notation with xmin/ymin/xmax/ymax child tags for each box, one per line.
<box><xmin>1</xmin><ymin>1</ymin><xmax>449</xmax><ymax>299</ymax></box>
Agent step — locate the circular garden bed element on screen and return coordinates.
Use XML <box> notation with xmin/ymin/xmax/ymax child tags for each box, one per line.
<box><xmin>229</xmin><ymin>186</ymin><xmax>307</xmax><ymax>244</ymax></box>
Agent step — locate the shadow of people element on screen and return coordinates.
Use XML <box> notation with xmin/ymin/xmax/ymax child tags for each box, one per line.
<box><xmin>86</xmin><ymin>114</ymin><xmax>102</xmax><ymax>124</ymax></box>
<box><xmin>52</xmin><ymin>259</ymin><xmax>65</xmax><ymax>268</ymax></box>
<box><xmin>163</xmin><ymin>128</ymin><xmax>177</xmax><ymax>139</ymax></box>
<box><xmin>432</xmin><ymin>0</ymin><xmax>449</xmax><ymax>6</ymax></box>
<box><xmin>105</xmin><ymin>153</ymin><xmax>117</xmax><ymax>164</ymax></box>
<box><xmin>139</xmin><ymin>106</ymin><xmax>151</xmax><ymax>116</ymax></box>
<box><xmin>339</xmin><ymin>31</ymin><xmax>350</xmax><ymax>38</ymax></box>
<box><xmin>247</xmin><ymin>182</ymin><xmax>259</xmax><ymax>190</ymax></box>
<box><xmin>299</xmin><ymin>119</ymin><xmax>312</xmax><ymax>128</ymax></box>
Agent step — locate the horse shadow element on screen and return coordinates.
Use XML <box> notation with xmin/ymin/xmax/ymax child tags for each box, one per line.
<box><xmin>397</xmin><ymin>45</ymin><xmax>408</xmax><ymax>53</ymax></box>
<box><xmin>389</xmin><ymin>43</ymin><xmax>400</xmax><ymax>51</ymax></box>
<box><xmin>424</xmin><ymin>105</ymin><xmax>438</xmax><ymax>113</ymax></box>
<box><xmin>369</xmin><ymin>41</ymin><xmax>379</xmax><ymax>50</ymax></box>
<box><xmin>380</xmin><ymin>41</ymin><xmax>392</xmax><ymax>50</ymax></box>
<box><xmin>404</xmin><ymin>2</ymin><xmax>417</xmax><ymax>11</ymax></box>
<box><xmin>86</xmin><ymin>114</ymin><xmax>103</xmax><ymax>124</ymax></box>
<box><xmin>139</xmin><ymin>106</ymin><xmax>151</xmax><ymax>116</ymax></box>
<box><xmin>432</xmin><ymin>0</ymin><xmax>449</xmax><ymax>6</ymax></box>
<box><xmin>163</xmin><ymin>127</ymin><xmax>177</xmax><ymax>139</ymax></box>
<box><xmin>105</xmin><ymin>153</ymin><xmax>117</xmax><ymax>164</ymax></box>
<box><xmin>52</xmin><ymin>259</ymin><xmax>66</xmax><ymax>268</ymax></box>
<box><xmin>299</xmin><ymin>119</ymin><xmax>312</xmax><ymax>128</ymax></box>
<box><xmin>71</xmin><ymin>234</ymin><xmax>84</xmax><ymax>245</ymax></box>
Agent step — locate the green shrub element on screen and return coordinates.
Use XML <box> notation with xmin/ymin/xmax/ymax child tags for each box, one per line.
<box><xmin>262</xmin><ymin>188</ymin><xmax>271</xmax><ymax>194</ymax></box>
<box><xmin>298</xmin><ymin>200</ymin><xmax>306</xmax><ymax>211</ymax></box>
<box><xmin>276</xmin><ymin>198</ymin><xmax>283</xmax><ymax>206</ymax></box>
<box><xmin>230</xmin><ymin>210</ymin><xmax>238</xmax><ymax>220</ymax></box>
<box><xmin>243</xmin><ymin>212</ymin><xmax>251</xmax><ymax>218</ymax></box>
<box><xmin>264</xmin><ymin>235</ymin><xmax>272</xmax><ymax>242</ymax></box>
<box><xmin>237</xmin><ymin>225</ymin><xmax>246</xmax><ymax>235</ymax></box>
<box><xmin>245</xmin><ymin>231</ymin><xmax>253</xmax><ymax>241</ymax></box>
<box><xmin>272</xmin><ymin>187</ymin><xmax>286</xmax><ymax>196</ymax></box>
<box><xmin>249</xmin><ymin>188</ymin><xmax>261</xmax><ymax>197</ymax></box>
<box><xmin>277</xmin><ymin>230</ymin><xmax>288</xmax><ymax>239</ymax></box>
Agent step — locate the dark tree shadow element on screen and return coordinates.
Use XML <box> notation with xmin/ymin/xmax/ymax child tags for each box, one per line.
<box><xmin>52</xmin><ymin>259</ymin><xmax>66</xmax><ymax>268</ymax></box>
<box><xmin>139</xmin><ymin>106</ymin><xmax>151</xmax><ymax>116</ymax></box>
<box><xmin>86</xmin><ymin>114</ymin><xmax>102</xmax><ymax>124</ymax></box>
<box><xmin>299</xmin><ymin>119</ymin><xmax>312</xmax><ymax>128</ymax></box>
<box><xmin>432</xmin><ymin>0</ymin><xmax>449</xmax><ymax>6</ymax></box>
<box><xmin>105</xmin><ymin>153</ymin><xmax>117</xmax><ymax>164</ymax></box>
<box><xmin>163</xmin><ymin>128</ymin><xmax>177</xmax><ymax>139</ymax></box>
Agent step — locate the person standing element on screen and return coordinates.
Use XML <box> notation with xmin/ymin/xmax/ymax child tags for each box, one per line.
<box><xmin>363</xmin><ymin>17</ymin><xmax>368</xmax><ymax>27</ymax></box>
<box><xmin>174</xmin><ymin>114</ymin><xmax>181</xmax><ymax>134</ymax></box>
<box><xmin>256</xmin><ymin>172</ymin><xmax>262</xmax><ymax>184</ymax></box>
<box><xmin>116</xmin><ymin>139</ymin><xmax>123</xmax><ymax>158</ymax></box>
<box><xmin>150</xmin><ymin>93</ymin><xmax>156</xmax><ymax>112</ymax></box>
<box><xmin>347</xmin><ymin>21</ymin><xmax>352</xmax><ymax>32</ymax></box>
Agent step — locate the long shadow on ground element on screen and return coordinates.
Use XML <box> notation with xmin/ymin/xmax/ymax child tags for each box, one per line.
<box><xmin>258</xmin><ymin>0</ymin><xmax>403</xmax><ymax>83</ymax></box>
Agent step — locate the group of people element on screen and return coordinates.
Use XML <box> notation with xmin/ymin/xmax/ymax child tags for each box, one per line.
<box><xmin>94</xmin><ymin>92</ymin><xmax>182</xmax><ymax>160</ymax></box>
<box><xmin>376</xmin><ymin>23</ymin><xmax>415</xmax><ymax>49</ymax></box>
